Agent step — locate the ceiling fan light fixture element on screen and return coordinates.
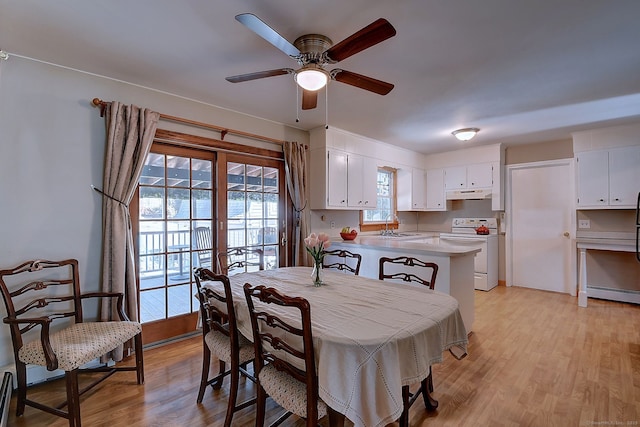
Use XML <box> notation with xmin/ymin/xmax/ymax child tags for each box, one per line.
<box><xmin>452</xmin><ymin>127</ymin><xmax>480</xmax><ymax>141</ymax></box>
<box><xmin>295</xmin><ymin>66</ymin><xmax>329</xmax><ymax>91</ymax></box>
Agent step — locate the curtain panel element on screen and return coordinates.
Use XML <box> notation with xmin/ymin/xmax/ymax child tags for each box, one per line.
<box><xmin>100</xmin><ymin>102</ymin><xmax>159</xmax><ymax>359</ymax></box>
<box><xmin>283</xmin><ymin>141</ymin><xmax>311</xmax><ymax>266</ymax></box>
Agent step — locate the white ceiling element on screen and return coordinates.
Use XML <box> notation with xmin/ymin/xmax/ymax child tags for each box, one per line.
<box><xmin>2</xmin><ymin>0</ymin><xmax>640</xmax><ymax>154</ymax></box>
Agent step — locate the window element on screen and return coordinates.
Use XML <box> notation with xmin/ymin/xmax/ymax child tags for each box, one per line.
<box><xmin>131</xmin><ymin>139</ymin><xmax>286</xmax><ymax>345</ymax></box>
<box><xmin>136</xmin><ymin>149</ymin><xmax>215</xmax><ymax>324</ymax></box>
<box><xmin>224</xmin><ymin>155</ymin><xmax>283</xmax><ymax>273</ymax></box>
<box><xmin>360</xmin><ymin>167</ymin><xmax>397</xmax><ymax>231</ymax></box>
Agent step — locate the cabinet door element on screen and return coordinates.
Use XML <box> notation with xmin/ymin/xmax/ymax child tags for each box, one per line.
<box><xmin>609</xmin><ymin>146</ymin><xmax>640</xmax><ymax>207</ymax></box>
<box><xmin>361</xmin><ymin>157</ymin><xmax>378</xmax><ymax>209</ymax></box>
<box><xmin>444</xmin><ymin>166</ymin><xmax>466</xmax><ymax>189</ymax></box>
<box><xmin>347</xmin><ymin>154</ymin><xmax>364</xmax><ymax>208</ymax></box>
<box><xmin>327</xmin><ymin>150</ymin><xmax>348</xmax><ymax>207</ymax></box>
<box><xmin>411</xmin><ymin>169</ymin><xmax>427</xmax><ymax>210</ymax></box>
<box><xmin>467</xmin><ymin>163</ymin><xmax>493</xmax><ymax>188</ymax></box>
<box><xmin>576</xmin><ymin>151</ymin><xmax>609</xmax><ymax>207</ymax></box>
<box><xmin>426</xmin><ymin>168</ymin><xmax>446</xmax><ymax>210</ymax></box>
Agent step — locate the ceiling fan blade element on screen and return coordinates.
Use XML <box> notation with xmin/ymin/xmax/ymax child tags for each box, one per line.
<box><xmin>324</xmin><ymin>18</ymin><xmax>396</xmax><ymax>63</ymax></box>
<box><xmin>226</xmin><ymin>68</ymin><xmax>293</xmax><ymax>83</ymax></box>
<box><xmin>302</xmin><ymin>90</ymin><xmax>318</xmax><ymax>110</ymax></box>
<box><xmin>235</xmin><ymin>13</ymin><xmax>301</xmax><ymax>58</ymax></box>
<box><xmin>332</xmin><ymin>69</ymin><xmax>394</xmax><ymax>95</ymax></box>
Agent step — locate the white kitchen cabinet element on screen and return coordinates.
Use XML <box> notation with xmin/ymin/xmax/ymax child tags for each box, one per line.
<box><xmin>609</xmin><ymin>146</ymin><xmax>640</xmax><ymax>206</ymax></box>
<box><xmin>347</xmin><ymin>154</ymin><xmax>378</xmax><ymax>208</ymax></box>
<box><xmin>397</xmin><ymin>168</ymin><xmax>427</xmax><ymax>211</ymax></box>
<box><xmin>425</xmin><ymin>168</ymin><xmax>447</xmax><ymax>210</ymax></box>
<box><xmin>444</xmin><ymin>166</ymin><xmax>467</xmax><ymax>189</ymax></box>
<box><xmin>310</xmin><ymin>148</ymin><xmax>377</xmax><ymax>210</ymax></box>
<box><xmin>467</xmin><ymin>163</ymin><xmax>494</xmax><ymax>188</ymax></box>
<box><xmin>576</xmin><ymin>146</ymin><xmax>640</xmax><ymax>208</ymax></box>
<box><xmin>327</xmin><ymin>150</ymin><xmax>348</xmax><ymax>207</ymax></box>
<box><xmin>444</xmin><ymin>163</ymin><xmax>493</xmax><ymax>190</ymax></box>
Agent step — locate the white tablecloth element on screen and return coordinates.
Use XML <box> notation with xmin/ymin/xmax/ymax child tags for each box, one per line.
<box><xmin>205</xmin><ymin>267</ymin><xmax>468</xmax><ymax>427</ymax></box>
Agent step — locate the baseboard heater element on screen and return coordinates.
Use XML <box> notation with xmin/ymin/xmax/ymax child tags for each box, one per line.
<box><xmin>1</xmin><ymin>372</ymin><xmax>11</xmax><ymax>427</ymax></box>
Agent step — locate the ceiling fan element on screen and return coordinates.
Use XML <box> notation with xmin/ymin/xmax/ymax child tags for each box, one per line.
<box><xmin>226</xmin><ymin>13</ymin><xmax>397</xmax><ymax>110</ymax></box>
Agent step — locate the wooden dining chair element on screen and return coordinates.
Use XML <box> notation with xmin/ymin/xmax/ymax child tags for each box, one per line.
<box><xmin>378</xmin><ymin>255</ymin><xmax>438</xmax><ymax>289</ymax></box>
<box><xmin>322</xmin><ymin>249</ymin><xmax>362</xmax><ymax>275</ymax></box>
<box><xmin>0</xmin><ymin>259</ymin><xmax>144</xmax><ymax>427</ymax></box>
<box><xmin>216</xmin><ymin>247</ymin><xmax>264</xmax><ymax>275</ymax></box>
<box><xmin>243</xmin><ymin>283</ymin><xmax>328</xmax><ymax>427</ymax></box>
<box><xmin>193</xmin><ymin>268</ymin><xmax>256</xmax><ymax>427</ymax></box>
<box><xmin>378</xmin><ymin>256</ymin><xmax>439</xmax><ymax>427</ymax></box>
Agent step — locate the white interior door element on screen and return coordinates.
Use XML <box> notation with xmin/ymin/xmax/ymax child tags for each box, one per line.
<box><xmin>506</xmin><ymin>160</ymin><xmax>576</xmax><ymax>294</ymax></box>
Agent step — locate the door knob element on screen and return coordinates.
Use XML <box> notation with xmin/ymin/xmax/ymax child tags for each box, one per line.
<box><xmin>563</xmin><ymin>231</ymin><xmax>570</xmax><ymax>237</ymax></box>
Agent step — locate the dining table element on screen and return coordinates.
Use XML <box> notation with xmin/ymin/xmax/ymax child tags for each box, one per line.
<box><xmin>203</xmin><ymin>266</ymin><xmax>468</xmax><ymax>427</ymax></box>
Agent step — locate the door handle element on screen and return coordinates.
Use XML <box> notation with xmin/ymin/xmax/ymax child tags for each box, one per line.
<box><xmin>563</xmin><ymin>232</ymin><xmax>570</xmax><ymax>237</ymax></box>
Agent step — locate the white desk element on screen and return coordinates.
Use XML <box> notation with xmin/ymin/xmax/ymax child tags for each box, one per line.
<box><xmin>577</xmin><ymin>232</ymin><xmax>638</xmax><ymax>307</ymax></box>
<box><xmin>209</xmin><ymin>267</ymin><xmax>468</xmax><ymax>427</ymax></box>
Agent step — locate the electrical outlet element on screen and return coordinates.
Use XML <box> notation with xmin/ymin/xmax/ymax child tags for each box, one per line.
<box><xmin>578</xmin><ymin>220</ymin><xmax>590</xmax><ymax>229</ymax></box>
<box><xmin>330</xmin><ymin>221</ymin><xmax>335</xmax><ymax>229</ymax></box>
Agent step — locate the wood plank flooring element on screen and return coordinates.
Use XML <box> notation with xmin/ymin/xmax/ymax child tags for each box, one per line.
<box><xmin>7</xmin><ymin>286</ymin><xmax>640</xmax><ymax>426</ymax></box>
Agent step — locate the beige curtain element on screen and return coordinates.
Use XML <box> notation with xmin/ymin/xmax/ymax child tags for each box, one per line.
<box><xmin>283</xmin><ymin>141</ymin><xmax>311</xmax><ymax>266</ymax></box>
<box><xmin>99</xmin><ymin>102</ymin><xmax>159</xmax><ymax>359</ymax></box>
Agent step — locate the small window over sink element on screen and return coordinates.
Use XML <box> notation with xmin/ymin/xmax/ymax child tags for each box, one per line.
<box><xmin>360</xmin><ymin>167</ymin><xmax>398</xmax><ymax>232</ymax></box>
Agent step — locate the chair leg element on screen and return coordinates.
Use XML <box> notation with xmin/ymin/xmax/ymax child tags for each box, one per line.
<box><xmin>65</xmin><ymin>370</ymin><xmax>81</xmax><ymax>427</ymax></box>
<box><xmin>15</xmin><ymin>361</ymin><xmax>27</xmax><ymax>416</ymax></box>
<box><xmin>197</xmin><ymin>344</ymin><xmax>212</xmax><ymax>403</ymax></box>
<box><xmin>399</xmin><ymin>385</ymin><xmax>410</xmax><ymax>427</ymax></box>
<box><xmin>255</xmin><ymin>384</ymin><xmax>267</xmax><ymax>427</ymax></box>
<box><xmin>421</xmin><ymin>375</ymin><xmax>438</xmax><ymax>411</ymax></box>
<box><xmin>223</xmin><ymin>361</ymin><xmax>240</xmax><ymax>427</ymax></box>
<box><xmin>212</xmin><ymin>360</ymin><xmax>225</xmax><ymax>390</ymax></box>
<box><xmin>134</xmin><ymin>333</ymin><xmax>145</xmax><ymax>385</ymax></box>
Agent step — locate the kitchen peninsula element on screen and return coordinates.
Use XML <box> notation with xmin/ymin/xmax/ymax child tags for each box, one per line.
<box><xmin>331</xmin><ymin>233</ymin><xmax>479</xmax><ymax>332</ymax></box>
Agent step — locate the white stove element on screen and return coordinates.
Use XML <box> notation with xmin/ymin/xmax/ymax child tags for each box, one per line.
<box><xmin>439</xmin><ymin>218</ymin><xmax>499</xmax><ymax>291</ymax></box>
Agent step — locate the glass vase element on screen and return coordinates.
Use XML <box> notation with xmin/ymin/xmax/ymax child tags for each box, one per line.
<box><xmin>311</xmin><ymin>260</ymin><xmax>324</xmax><ymax>287</ymax></box>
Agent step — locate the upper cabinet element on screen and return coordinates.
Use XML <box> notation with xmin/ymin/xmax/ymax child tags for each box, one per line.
<box><xmin>425</xmin><ymin>168</ymin><xmax>447</xmax><ymax>211</ymax></box>
<box><xmin>310</xmin><ymin>147</ymin><xmax>378</xmax><ymax>210</ymax></box>
<box><xmin>398</xmin><ymin>168</ymin><xmax>427</xmax><ymax>211</ymax></box>
<box><xmin>444</xmin><ymin>163</ymin><xmax>493</xmax><ymax>189</ymax></box>
<box><xmin>576</xmin><ymin>146</ymin><xmax>640</xmax><ymax>209</ymax></box>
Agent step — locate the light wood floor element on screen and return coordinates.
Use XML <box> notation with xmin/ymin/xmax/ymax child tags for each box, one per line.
<box><xmin>7</xmin><ymin>286</ymin><xmax>640</xmax><ymax>426</ymax></box>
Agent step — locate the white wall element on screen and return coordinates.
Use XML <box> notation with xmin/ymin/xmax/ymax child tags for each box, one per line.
<box><xmin>0</xmin><ymin>56</ymin><xmax>308</xmax><ymax>374</ymax></box>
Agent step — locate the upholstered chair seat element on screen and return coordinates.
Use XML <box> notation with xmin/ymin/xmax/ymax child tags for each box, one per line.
<box><xmin>258</xmin><ymin>363</ymin><xmax>328</xmax><ymax>419</ymax></box>
<box><xmin>18</xmin><ymin>321</ymin><xmax>142</xmax><ymax>371</ymax></box>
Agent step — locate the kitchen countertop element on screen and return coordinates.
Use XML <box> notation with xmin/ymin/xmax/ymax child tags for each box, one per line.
<box><xmin>331</xmin><ymin>232</ymin><xmax>481</xmax><ymax>257</ymax></box>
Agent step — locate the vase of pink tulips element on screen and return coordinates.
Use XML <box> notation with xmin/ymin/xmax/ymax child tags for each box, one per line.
<box><xmin>304</xmin><ymin>232</ymin><xmax>331</xmax><ymax>286</ymax></box>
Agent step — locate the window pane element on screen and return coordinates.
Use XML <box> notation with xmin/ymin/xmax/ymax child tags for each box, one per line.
<box><xmin>168</xmin><ymin>284</ymin><xmax>191</xmax><ymax>317</ymax></box>
<box><xmin>264</xmin><ymin>167</ymin><xmax>278</xmax><ymax>193</ymax></box>
<box><xmin>166</xmin><ymin>156</ymin><xmax>190</xmax><ymax>187</ymax></box>
<box><xmin>228</xmin><ymin>162</ymin><xmax>245</xmax><ymax>191</ymax></box>
<box><xmin>247</xmin><ymin>193</ymin><xmax>263</xmax><ymax>218</ymax></box>
<box><xmin>246</xmin><ymin>165</ymin><xmax>263</xmax><ymax>192</ymax></box>
<box><xmin>191</xmin><ymin>159</ymin><xmax>212</xmax><ymax>189</ymax></box>
<box><xmin>228</xmin><ymin>191</ymin><xmax>246</xmax><ymax>218</ymax></box>
<box><xmin>140</xmin><ymin>187</ymin><xmax>165</xmax><ymax>220</ymax></box>
<box><xmin>264</xmin><ymin>193</ymin><xmax>278</xmax><ymax>218</ymax></box>
<box><xmin>140</xmin><ymin>288</ymin><xmax>166</xmax><ymax>323</ymax></box>
<box><xmin>168</xmin><ymin>188</ymin><xmax>190</xmax><ymax>219</ymax></box>
<box><xmin>227</xmin><ymin>219</ymin><xmax>245</xmax><ymax>247</ymax></box>
<box><xmin>140</xmin><ymin>153</ymin><xmax>165</xmax><ymax>186</ymax></box>
<box><xmin>192</xmin><ymin>189</ymin><xmax>212</xmax><ymax>219</ymax></box>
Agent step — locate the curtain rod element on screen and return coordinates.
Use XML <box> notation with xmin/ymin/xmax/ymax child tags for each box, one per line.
<box><xmin>91</xmin><ymin>98</ymin><xmax>288</xmax><ymax>146</ymax></box>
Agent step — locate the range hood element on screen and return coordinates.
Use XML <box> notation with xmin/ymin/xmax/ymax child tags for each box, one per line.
<box><xmin>446</xmin><ymin>188</ymin><xmax>492</xmax><ymax>200</ymax></box>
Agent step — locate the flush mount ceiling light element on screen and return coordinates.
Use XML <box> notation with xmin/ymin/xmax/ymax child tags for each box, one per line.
<box><xmin>295</xmin><ymin>65</ymin><xmax>329</xmax><ymax>91</ymax></box>
<box><xmin>452</xmin><ymin>127</ymin><xmax>480</xmax><ymax>141</ymax></box>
